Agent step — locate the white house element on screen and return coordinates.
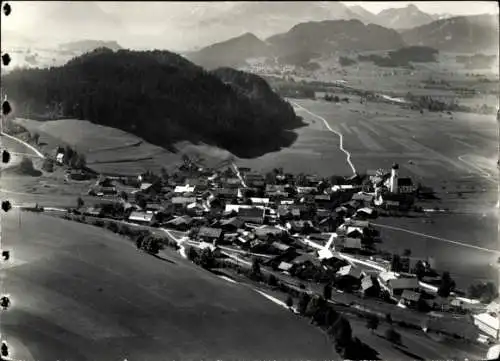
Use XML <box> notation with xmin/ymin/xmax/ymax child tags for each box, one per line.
<box><xmin>474</xmin><ymin>312</ymin><xmax>500</xmax><ymax>341</ymax></box>
<box><xmin>174</xmin><ymin>185</ymin><xmax>196</xmax><ymax>194</ymax></box>
<box><xmin>56</xmin><ymin>153</ymin><xmax>64</xmax><ymax>165</ymax></box>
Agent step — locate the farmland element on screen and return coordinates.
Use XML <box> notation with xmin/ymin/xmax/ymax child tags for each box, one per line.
<box><xmin>0</xmin><ymin>210</ymin><xmax>336</xmax><ymax>361</ymax></box>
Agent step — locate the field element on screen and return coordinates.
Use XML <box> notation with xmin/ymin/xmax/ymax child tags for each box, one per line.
<box><xmin>13</xmin><ymin>118</ymin><xmax>232</xmax><ymax>175</ymax></box>
<box><xmin>1</xmin><ymin>210</ymin><xmax>336</xmax><ymax>361</ymax></box>
<box><xmin>288</xmin><ymin>98</ymin><xmax>499</xmax><ymax>289</ymax></box>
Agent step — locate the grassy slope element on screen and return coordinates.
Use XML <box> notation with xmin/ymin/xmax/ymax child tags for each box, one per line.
<box><xmin>1</xmin><ymin>210</ymin><xmax>336</xmax><ymax>361</ymax></box>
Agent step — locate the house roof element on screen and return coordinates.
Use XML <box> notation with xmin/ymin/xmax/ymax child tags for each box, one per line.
<box><xmin>278</xmin><ymin>262</ymin><xmax>294</xmax><ymax>271</ymax></box>
<box><xmin>352</xmin><ymin>193</ymin><xmax>374</xmax><ymax>202</ymax></box>
<box><xmin>271</xmin><ymin>242</ymin><xmax>291</xmax><ymax>252</ymax></box>
<box><xmin>250</xmin><ymin>197</ymin><xmax>270</xmax><ymax>204</ymax></box>
<box><xmin>174</xmin><ymin>185</ymin><xmax>196</xmax><ymax>193</ymax></box>
<box><xmin>238</xmin><ymin>207</ymin><xmax>265</xmax><ymax>218</ymax></box>
<box><xmin>361</xmin><ymin>275</ymin><xmax>375</xmax><ymax>290</ymax></box>
<box><xmin>292</xmin><ymin>253</ymin><xmax>321</xmax><ymax>266</ymax></box>
<box><xmin>337</xmin><ymin>265</ymin><xmax>363</xmax><ymax>278</ymax></box>
<box><xmin>356</xmin><ymin>207</ymin><xmax>374</xmax><ymax>215</ymax></box>
<box><xmin>255</xmin><ymin>226</ymin><xmax>283</xmax><ymax>237</ymax></box>
<box><xmin>378</xmin><ymin>271</ymin><xmax>398</xmax><ymax>284</ymax></box>
<box><xmin>401</xmin><ymin>290</ymin><xmax>421</xmax><ymax>302</ymax></box>
<box><xmin>216</xmin><ymin>188</ymin><xmax>238</xmax><ymax>197</ymax></box>
<box><xmin>314</xmin><ymin>195</ymin><xmax>331</xmax><ymax>201</ymax></box>
<box><xmin>388</xmin><ymin>277</ymin><xmax>420</xmax><ymax>290</ymax></box>
<box><xmin>266</xmin><ymin>184</ymin><xmax>286</xmax><ymax>192</ymax></box>
<box><xmin>198</xmin><ymin>227</ymin><xmax>222</xmax><ymax>238</ymax></box>
<box><xmin>129</xmin><ymin>211</ymin><xmax>153</xmax><ymax>222</ymax></box>
<box><xmin>171</xmin><ymin>197</ymin><xmax>197</xmax><ymax>204</ymax></box>
<box><xmin>166</xmin><ymin>215</ymin><xmax>193</xmax><ymax>226</ymax></box>
<box><xmin>220</xmin><ymin>217</ymin><xmax>244</xmax><ymax>228</ymax></box>
<box><xmin>342</xmin><ymin>237</ymin><xmax>362</xmax><ymax>249</ymax></box>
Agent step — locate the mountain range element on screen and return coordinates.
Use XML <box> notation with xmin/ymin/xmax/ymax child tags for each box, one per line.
<box><xmin>187</xmin><ymin>13</ymin><xmax>499</xmax><ymax>70</ymax></box>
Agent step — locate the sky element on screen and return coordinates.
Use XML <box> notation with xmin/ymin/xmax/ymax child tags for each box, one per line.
<box><xmin>341</xmin><ymin>1</ymin><xmax>498</xmax><ymax>15</ymax></box>
<box><xmin>2</xmin><ymin>1</ymin><xmax>498</xmax><ymax>51</ymax></box>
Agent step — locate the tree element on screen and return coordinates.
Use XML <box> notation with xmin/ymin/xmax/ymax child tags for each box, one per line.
<box><xmin>187</xmin><ymin>246</ymin><xmax>199</xmax><ymax>263</ymax></box>
<box><xmin>285</xmin><ymin>295</ymin><xmax>294</xmax><ymax>309</ymax></box>
<box><xmin>305</xmin><ymin>297</ymin><xmax>320</xmax><ymax>318</ymax></box>
<box><xmin>199</xmin><ymin>248</ymin><xmax>215</xmax><ymax>269</ymax></box>
<box><xmin>135</xmin><ymin>234</ymin><xmax>145</xmax><ymax>249</ymax></box>
<box><xmin>298</xmin><ymin>293</ymin><xmax>311</xmax><ymax>316</ymax></box>
<box><xmin>330</xmin><ymin>317</ymin><xmax>353</xmax><ymax>352</ymax></box>
<box><xmin>468</xmin><ymin>281</ymin><xmax>499</xmax><ymax>303</ymax></box>
<box><xmin>403</xmin><ymin>249</ymin><xmax>412</xmax><ymax>257</ymax></box>
<box><xmin>413</xmin><ymin>260</ymin><xmax>427</xmax><ymax>281</ymax></box>
<box><xmin>250</xmin><ymin>258</ymin><xmax>262</xmax><ymax>281</ymax></box>
<box><xmin>76</xmin><ymin>197</ymin><xmax>84</xmax><ymax>209</ymax></box>
<box><xmin>391</xmin><ymin>254</ymin><xmax>402</xmax><ymax>272</ymax></box>
<box><xmin>385</xmin><ymin>313</ymin><xmax>393</xmax><ymax>325</ymax></box>
<box><xmin>437</xmin><ymin>271</ymin><xmax>455</xmax><ymax>298</ymax></box>
<box><xmin>119</xmin><ymin>191</ymin><xmax>128</xmax><ymax>201</ymax></box>
<box><xmin>74</xmin><ymin>153</ymin><xmax>86</xmax><ymax>169</ymax></box>
<box><xmin>385</xmin><ymin>327</ymin><xmax>402</xmax><ymax>345</ymax></box>
<box><xmin>267</xmin><ymin>274</ymin><xmax>278</xmax><ymax>287</ymax></box>
<box><xmin>42</xmin><ymin>158</ymin><xmax>55</xmax><ymax>172</ymax></box>
<box><xmin>32</xmin><ymin>132</ymin><xmax>40</xmax><ymax>145</ymax></box>
<box><xmin>366</xmin><ymin>315</ymin><xmax>379</xmax><ymax>333</ymax></box>
<box><xmin>323</xmin><ymin>283</ymin><xmax>332</xmax><ymax>300</ymax></box>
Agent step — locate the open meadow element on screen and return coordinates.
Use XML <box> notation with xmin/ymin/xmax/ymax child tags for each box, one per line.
<box><xmin>0</xmin><ymin>210</ymin><xmax>336</xmax><ymax>361</ymax></box>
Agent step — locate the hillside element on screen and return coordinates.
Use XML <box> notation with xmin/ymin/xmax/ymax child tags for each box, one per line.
<box><xmin>1</xmin><ymin>48</ymin><xmax>303</xmax><ymax>158</ymax></box>
<box><xmin>267</xmin><ymin>19</ymin><xmax>406</xmax><ymax>56</ymax></box>
<box><xmin>187</xmin><ymin>33</ymin><xmax>271</xmax><ymax>70</ymax></box>
<box><xmin>401</xmin><ymin>14</ymin><xmax>499</xmax><ymax>53</ymax></box>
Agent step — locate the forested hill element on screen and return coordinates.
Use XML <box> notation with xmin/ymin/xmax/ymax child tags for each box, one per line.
<box><xmin>1</xmin><ymin>48</ymin><xmax>303</xmax><ymax>158</ymax></box>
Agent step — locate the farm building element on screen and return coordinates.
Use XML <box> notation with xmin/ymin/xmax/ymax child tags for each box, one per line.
<box><xmin>238</xmin><ymin>207</ymin><xmax>265</xmax><ymax>224</ymax></box>
<box><xmin>128</xmin><ymin>211</ymin><xmax>154</xmax><ymax>225</ymax></box>
<box><xmin>197</xmin><ymin>227</ymin><xmax>223</xmax><ymax>244</ymax></box>
<box><xmin>387</xmin><ymin>277</ymin><xmax>420</xmax><ymax>297</ymax></box>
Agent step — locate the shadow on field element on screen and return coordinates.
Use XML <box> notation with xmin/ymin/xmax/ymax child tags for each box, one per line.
<box><xmin>393</xmin><ymin>346</ymin><xmax>425</xmax><ymax>361</ymax></box>
<box><xmin>153</xmin><ymin>254</ymin><xmax>177</xmax><ymax>265</ymax></box>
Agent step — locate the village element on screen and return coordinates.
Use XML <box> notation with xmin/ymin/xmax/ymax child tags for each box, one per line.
<box><xmin>53</xmin><ymin>149</ymin><xmax>499</xmax><ymax>346</ymax></box>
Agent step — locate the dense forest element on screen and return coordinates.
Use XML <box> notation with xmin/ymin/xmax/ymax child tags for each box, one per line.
<box><xmin>357</xmin><ymin>46</ymin><xmax>438</xmax><ymax>68</ymax></box>
<box><xmin>1</xmin><ymin>48</ymin><xmax>303</xmax><ymax>158</ymax></box>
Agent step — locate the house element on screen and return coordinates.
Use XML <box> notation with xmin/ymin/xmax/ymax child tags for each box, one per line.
<box><xmin>238</xmin><ymin>207</ymin><xmax>265</xmax><ymax>224</ymax></box>
<box><xmin>397</xmin><ymin>178</ymin><xmax>416</xmax><ymax>194</ymax></box>
<box><xmin>128</xmin><ymin>211</ymin><xmax>154</xmax><ymax>224</ymax></box>
<box><xmin>56</xmin><ymin>152</ymin><xmax>64</xmax><ymax>165</ymax></box>
<box><xmin>486</xmin><ymin>344</ymin><xmax>500</xmax><ymax>361</ymax></box>
<box><xmin>474</xmin><ymin>312</ymin><xmax>500</xmax><ymax>341</ymax></box>
<box><xmin>314</xmin><ymin>195</ymin><xmax>332</xmax><ymax>207</ymax></box>
<box><xmin>271</xmin><ymin>242</ymin><xmax>292</xmax><ymax>253</ymax></box>
<box><xmin>336</xmin><ymin>265</ymin><xmax>363</xmax><ymax>279</ymax></box>
<box><xmin>319</xmin><ymin>216</ymin><xmax>342</xmax><ymax>233</ymax></box>
<box><xmin>278</xmin><ymin>261</ymin><xmax>294</xmax><ymax>272</ymax></box>
<box><xmin>219</xmin><ymin>217</ymin><xmax>244</xmax><ymax>232</ymax></box>
<box><xmin>245</xmin><ymin>173</ymin><xmax>265</xmax><ymax>187</ymax></box>
<box><xmin>215</xmin><ymin>187</ymin><xmax>238</xmax><ymax>200</ymax></box>
<box><xmin>140</xmin><ymin>182</ymin><xmax>153</xmax><ymax>192</ymax></box>
<box><xmin>250</xmin><ymin>197</ymin><xmax>270</xmax><ymax>206</ymax></box>
<box><xmin>361</xmin><ymin>275</ymin><xmax>380</xmax><ymax>297</ymax></box>
<box><xmin>186</xmin><ymin>202</ymin><xmax>205</xmax><ymax>216</ymax></box>
<box><xmin>174</xmin><ymin>185</ymin><xmax>196</xmax><ymax>194</ymax></box>
<box><xmin>197</xmin><ymin>227</ymin><xmax>223</xmax><ymax>243</ymax></box>
<box><xmin>297</xmin><ymin>186</ymin><xmax>316</xmax><ymax>195</ymax></box>
<box><xmin>255</xmin><ymin>226</ymin><xmax>284</xmax><ymax>239</ymax></box>
<box><xmin>165</xmin><ymin>215</ymin><xmax>193</xmax><ymax>231</ymax></box>
<box><xmin>83</xmin><ymin>207</ymin><xmax>102</xmax><ymax>217</ymax></box>
<box><xmin>336</xmin><ymin>237</ymin><xmax>362</xmax><ymax>252</ymax></box>
<box><xmin>387</xmin><ymin>277</ymin><xmax>420</xmax><ymax>296</ymax></box>
<box><xmin>375</xmin><ymin>192</ymin><xmax>414</xmax><ymax>211</ymax></box>
<box><xmin>354</xmin><ymin>207</ymin><xmax>376</xmax><ymax>219</ymax></box>
<box><xmin>266</xmin><ymin>184</ymin><xmax>287</xmax><ymax>193</ymax></box>
<box><xmin>286</xmin><ymin>220</ymin><xmax>314</xmax><ymax>234</ymax></box>
<box><xmin>145</xmin><ymin>203</ymin><xmax>164</xmax><ymax>214</ymax></box>
<box><xmin>400</xmin><ymin>290</ymin><xmax>422</xmax><ymax>307</ymax></box>
<box><xmin>352</xmin><ymin>193</ymin><xmax>374</xmax><ymax>206</ymax></box>
<box><xmin>171</xmin><ymin>197</ymin><xmax>197</xmax><ymax>205</ymax></box>
<box><xmin>291</xmin><ymin>253</ymin><xmax>322</xmax><ymax>268</ymax></box>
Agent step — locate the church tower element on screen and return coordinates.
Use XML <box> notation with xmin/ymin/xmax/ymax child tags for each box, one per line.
<box><xmin>390</xmin><ymin>163</ymin><xmax>399</xmax><ymax>193</ymax></box>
